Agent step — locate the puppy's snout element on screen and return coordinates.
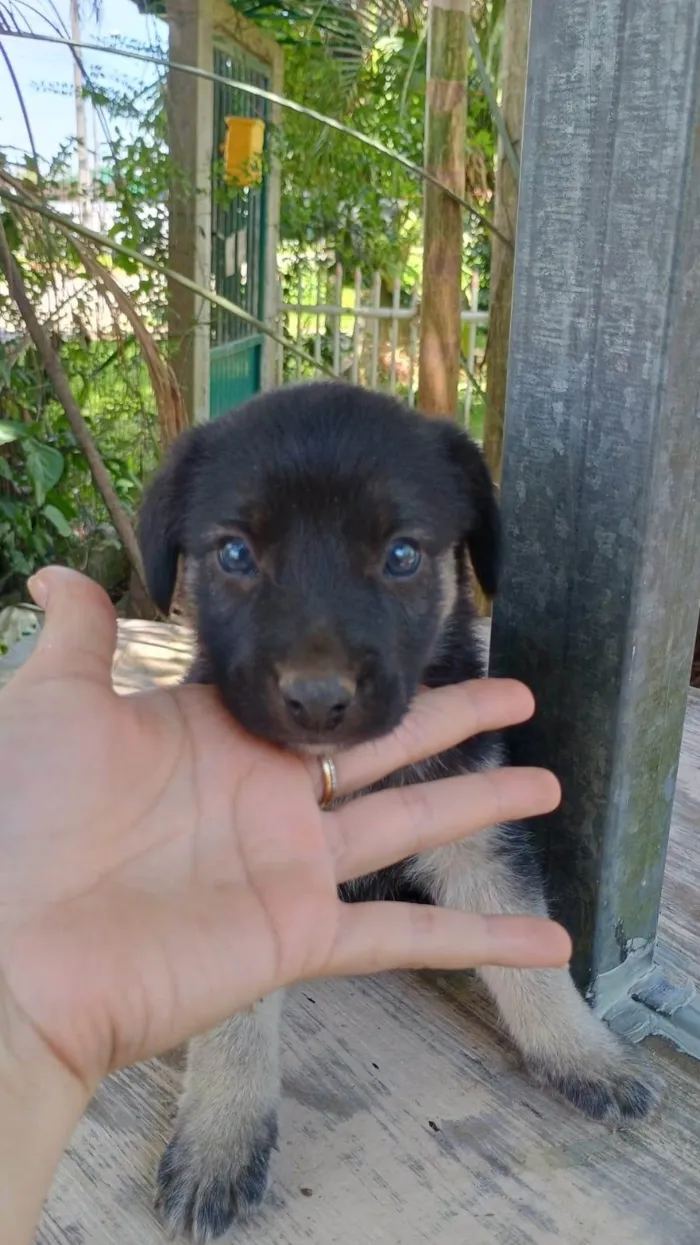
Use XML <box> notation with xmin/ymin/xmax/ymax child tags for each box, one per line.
<box><xmin>277</xmin><ymin>669</ymin><xmax>357</xmax><ymax>734</ymax></box>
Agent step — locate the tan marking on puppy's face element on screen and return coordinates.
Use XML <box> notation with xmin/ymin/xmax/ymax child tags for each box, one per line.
<box><xmin>437</xmin><ymin>548</ymin><xmax>458</xmax><ymax>623</ymax></box>
<box><xmin>170</xmin><ymin>554</ymin><xmax>197</xmax><ymax>625</ymax></box>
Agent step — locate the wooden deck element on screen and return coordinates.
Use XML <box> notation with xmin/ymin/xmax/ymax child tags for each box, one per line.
<box><xmin>3</xmin><ymin>621</ymin><xmax>700</xmax><ymax>1245</ymax></box>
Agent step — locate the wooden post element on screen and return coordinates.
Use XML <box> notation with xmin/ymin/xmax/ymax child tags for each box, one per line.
<box><xmin>417</xmin><ymin>0</ymin><xmax>469</xmax><ymax>418</ymax></box>
<box><xmin>166</xmin><ymin>0</ymin><xmax>213</xmax><ymax>425</ymax></box>
<box><xmin>482</xmin><ymin>0</ymin><xmax>530</xmax><ymax>485</ymax></box>
<box><xmin>489</xmin><ymin>0</ymin><xmax>700</xmax><ymax>1045</ymax></box>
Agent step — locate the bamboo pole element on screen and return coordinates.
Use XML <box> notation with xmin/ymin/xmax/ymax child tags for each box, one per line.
<box><xmin>417</xmin><ymin>0</ymin><xmax>469</xmax><ymax>418</ymax></box>
<box><xmin>483</xmin><ymin>0</ymin><xmax>531</xmax><ymax>483</ymax></box>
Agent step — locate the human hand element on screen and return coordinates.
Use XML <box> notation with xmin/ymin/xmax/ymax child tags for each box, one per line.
<box><xmin>0</xmin><ymin>567</ymin><xmax>566</xmax><ymax>1097</ymax></box>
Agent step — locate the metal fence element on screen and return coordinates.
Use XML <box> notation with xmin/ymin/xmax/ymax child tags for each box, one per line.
<box><xmin>275</xmin><ymin>263</ymin><xmax>489</xmax><ymax>432</ymax></box>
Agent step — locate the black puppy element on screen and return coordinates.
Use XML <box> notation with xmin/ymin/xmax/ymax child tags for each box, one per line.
<box><xmin>139</xmin><ymin>382</ymin><xmax>659</xmax><ymax>1243</ymax></box>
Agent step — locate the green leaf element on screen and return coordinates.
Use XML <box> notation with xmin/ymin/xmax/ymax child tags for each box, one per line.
<box><xmin>42</xmin><ymin>504</ymin><xmax>73</xmax><ymax>538</ymax></box>
<box><xmin>23</xmin><ymin>442</ymin><xmax>65</xmax><ymax>507</ymax></box>
<box><xmin>0</xmin><ymin>420</ymin><xmax>30</xmax><ymax>445</ymax></box>
<box><xmin>0</xmin><ymin>497</ymin><xmax>18</xmax><ymax>520</ymax></box>
<box><xmin>0</xmin><ymin>344</ymin><xmax>14</xmax><ymax>388</ymax></box>
<box><xmin>10</xmin><ymin>550</ymin><xmax>34</xmax><ymax>576</ymax></box>
<box><xmin>0</xmin><ymin>457</ymin><xmax>14</xmax><ymax>482</ymax></box>
<box><xmin>44</xmin><ymin>491</ymin><xmax>77</xmax><ymax>520</ymax></box>
<box><xmin>0</xmin><ymin>211</ymin><xmax>22</xmax><ymax>252</ymax></box>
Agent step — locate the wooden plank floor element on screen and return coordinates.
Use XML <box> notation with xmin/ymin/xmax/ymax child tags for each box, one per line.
<box><xmin>3</xmin><ymin>622</ymin><xmax>699</xmax><ymax>1245</ymax></box>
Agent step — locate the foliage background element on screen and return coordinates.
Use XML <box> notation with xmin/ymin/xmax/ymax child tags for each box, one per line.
<box><xmin>0</xmin><ymin>0</ymin><xmax>500</xmax><ymax>607</ymax></box>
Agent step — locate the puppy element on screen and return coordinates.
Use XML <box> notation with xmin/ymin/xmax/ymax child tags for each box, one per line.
<box><xmin>138</xmin><ymin>382</ymin><xmax>659</xmax><ymax>1243</ymax></box>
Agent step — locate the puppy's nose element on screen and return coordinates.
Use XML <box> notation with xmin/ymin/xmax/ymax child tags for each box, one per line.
<box><xmin>278</xmin><ymin>670</ymin><xmax>356</xmax><ymax>733</ymax></box>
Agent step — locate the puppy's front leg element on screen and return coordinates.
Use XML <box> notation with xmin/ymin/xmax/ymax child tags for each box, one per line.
<box><xmin>155</xmin><ymin>992</ymin><xmax>282</xmax><ymax>1242</ymax></box>
<box><xmin>411</xmin><ymin>832</ymin><xmax>661</xmax><ymax>1122</ymax></box>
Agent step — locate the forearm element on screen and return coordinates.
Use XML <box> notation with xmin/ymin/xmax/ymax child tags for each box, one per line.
<box><xmin>0</xmin><ymin>993</ymin><xmax>89</xmax><ymax>1245</ymax></box>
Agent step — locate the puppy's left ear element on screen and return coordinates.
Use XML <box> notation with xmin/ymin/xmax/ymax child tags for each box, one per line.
<box><xmin>439</xmin><ymin>422</ymin><xmax>501</xmax><ymax>597</ymax></box>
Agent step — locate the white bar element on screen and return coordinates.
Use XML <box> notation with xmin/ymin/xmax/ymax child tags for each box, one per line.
<box><xmin>332</xmin><ymin>263</ymin><xmax>342</xmax><ymax>376</ymax></box>
<box><xmin>465</xmin><ymin>271</ymin><xmax>479</xmax><ymax>427</ymax></box>
<box><xmin>314</xmin><ymin>269</ymin><xmax>322</xmax><ymax>365</ymax></box>
<box><xmin>408</xmin><ymin>283</ymin><xmax>419</xmax><ymax>406</ymax></box>
<box><xmin>280</xmin><ymin>304</ymin><xmax>487</xmax><ymax>324</ymax></box>
<box><xmin>351</xmin><ymin>268</ymin><xmax>362</xmax><ymax>385</ymax></box>
<box><xmin>295</xmin><ymin>269</ymin><xmax>303</xmax><ymax>380</ymax></box>
<box><xmin>389</xmin><ymin>277</ymin><xmax>400</xmax><ymax>395</ymax></box>
<box><xmin>275</xmin><ymin>278</ymin><xmax>284</xmax><ymax>386</ymax></box>
<box><xmin>370</xmin><ymin>271</ymin><xmax>381</xmax><ymax>388</ymax></box>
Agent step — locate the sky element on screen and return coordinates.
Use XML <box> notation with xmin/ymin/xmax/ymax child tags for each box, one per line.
<box><xmin>1</xmin><ymin>0</ymin><xmax>168</xmax><ymax>170</ymax></box>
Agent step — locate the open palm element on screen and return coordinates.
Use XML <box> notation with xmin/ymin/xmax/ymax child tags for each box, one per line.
<box><xmin>0</xmin><ymin>568</ymin><xmax>566</xmax><ymax>1092</ymax></box>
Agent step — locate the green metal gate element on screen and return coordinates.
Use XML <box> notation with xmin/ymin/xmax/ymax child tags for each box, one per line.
<box><xmin>210</xmin><ymin>45</ymin><xmax>269</xmax><ymax>417</ymax></box>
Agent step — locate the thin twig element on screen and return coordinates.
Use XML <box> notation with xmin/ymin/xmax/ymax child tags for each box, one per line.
<box><xmin>461</xmin><ymin>354</ymin><xmax>495</xmax><ymax>415</ymax></box>
<box><xmin>0</xmin><ymin>215</ymin><xmax>147</xmax><ymax>591</ymax></box>
<box><xmin>87</xmin><ymin>336</ymin><xmax>132</xmax><ymax>380</ymax></box>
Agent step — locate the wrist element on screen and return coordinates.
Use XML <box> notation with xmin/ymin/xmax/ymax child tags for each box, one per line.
<box><xmin>0</xmin><ymin>984</ymin><xmax>90</xmax><ymax>1245</ymax></box>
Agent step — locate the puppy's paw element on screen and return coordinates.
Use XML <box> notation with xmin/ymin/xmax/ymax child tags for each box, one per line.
<box><xmin>154</xmin><ymin>1111</ymin><xmax>278</xmax><ymax>1242</ymax></box>
<box><xmin>529</xmin><ymin>1056</ymin><xmax>663</xmax><ymax>1123</ymax></box>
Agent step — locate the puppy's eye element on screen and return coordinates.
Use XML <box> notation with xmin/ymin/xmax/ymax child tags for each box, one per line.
<box><xmin>383</xmin><ymin>539</ymin><xmax>422</xmax><ymax>578</ymax></box>
<box><xmin>218</xmin><ymin>538</ymin><xmax>257</xmax><ymax>577</ymax></box>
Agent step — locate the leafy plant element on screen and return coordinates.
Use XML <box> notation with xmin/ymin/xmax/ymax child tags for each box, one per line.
<box><xmin>0</xmin><ymin>4</ymin><xmax>504</xmax><ymax>605</ymax></box>
<box><xmin>0</xmin><ymin>333</ymin><xmax>150</xmax><ymax>600</ymax></box>
<box><xmin>0</xmin><ymin>415</ymin><xmax>76</xmax><ymax>590</ymax></box>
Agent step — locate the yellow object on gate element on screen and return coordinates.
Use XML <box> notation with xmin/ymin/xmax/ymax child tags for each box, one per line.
<box><xmin>223</xmin><ymin>117</ymin><xmax>265</xmax><ymax>187</ymax></box>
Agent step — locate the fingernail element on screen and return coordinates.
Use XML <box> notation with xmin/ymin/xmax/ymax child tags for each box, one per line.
<box><xmin>27</xmin><ymin>573</ymin><xmax>48</xmax><ymax>609</ymax></box>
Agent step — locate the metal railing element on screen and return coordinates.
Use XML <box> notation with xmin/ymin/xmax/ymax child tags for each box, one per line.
<box><xmin>275</xmin><ymin>263</ymin><xmax>489</xmax><ymax>431</ymax></box>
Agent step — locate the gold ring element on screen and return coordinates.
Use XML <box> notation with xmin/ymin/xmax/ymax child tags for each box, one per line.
<box><xmin>318</xmin><ymin>755</ymin><xmax>338</xmax><ymax>809</ymax></box>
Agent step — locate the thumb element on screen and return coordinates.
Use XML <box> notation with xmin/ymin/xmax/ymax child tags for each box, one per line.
<box><xmin>18</xmin><ymin>566</ymin><xmax>118</xmax><ymax>686</ymax></box>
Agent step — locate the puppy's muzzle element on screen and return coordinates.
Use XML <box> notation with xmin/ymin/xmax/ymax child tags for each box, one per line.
<box><xmin>277</xmin><ymin>668</ymin><xmax>357</xmax><ymax>734</ymax></box>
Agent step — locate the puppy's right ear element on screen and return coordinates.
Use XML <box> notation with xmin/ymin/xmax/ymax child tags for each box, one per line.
<box><xmin>436</xmin><ymin>422</ymin><xmax>501</xmax><ymax>598</ymax></box>
<box><xmin>138</xmin><ymin>428</ymin><xmax>200</xmax><ymax>615</ymax></box>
